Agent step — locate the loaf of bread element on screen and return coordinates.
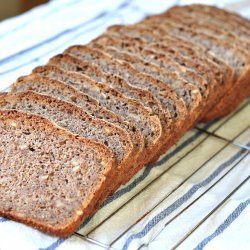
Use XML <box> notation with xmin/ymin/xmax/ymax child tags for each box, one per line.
<box><xmin>0</xmin><ymin>4</ymin><xmax>249</xmax><ymax>236</ymax></box>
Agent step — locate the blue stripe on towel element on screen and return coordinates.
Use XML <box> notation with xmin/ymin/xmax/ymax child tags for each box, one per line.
<box><xmin>122</xmin><ymin>143</ymin><xmax>249</xmax><ymax>250</ymax></box>
<box><xmin>0</xmin><ymin>218</ymin><xmax>8</xmax><ymax>223</ymax></box>
<box><xmin>194</xmin><ymin>198</ymin><xmax>250</xmax><ymax>250</ymax></box>
<box><xmin>39</xmin><ymin>238</ymin><xmax>67</xmax><ymax>250</ymax></box>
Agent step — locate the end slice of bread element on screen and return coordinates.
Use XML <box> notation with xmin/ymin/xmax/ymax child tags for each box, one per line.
<box><xmin>0</xmin><ymin>109</ymin><xmax>116</xmax><ymax>236</ymax></box>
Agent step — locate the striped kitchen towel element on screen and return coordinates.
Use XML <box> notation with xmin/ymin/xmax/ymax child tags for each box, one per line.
<box><xmin>0</xmin><ymin>0</ymin><xmax>249</xmax><ymax>250</ymax></box>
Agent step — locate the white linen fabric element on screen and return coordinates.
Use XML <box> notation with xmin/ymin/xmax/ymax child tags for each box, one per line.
<box><xmin>0</xmin><ymin>1</ymin><xmax>249</xmax><ymax>249</ymax></box>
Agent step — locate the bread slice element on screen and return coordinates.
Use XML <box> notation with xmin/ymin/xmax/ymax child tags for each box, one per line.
<box><xmin>143</xmin><ymin>18</ymin><xmax>250</xmax><ymax>120</ymax></box>
<box><xmin>0</xmin><ymin>109</ymin><xmax>116</xmax><ymax>236</ymax></box>
<box><xmin>0</xmin><ymin>91</ymin><xmax>134</xmax><ymax>193</ymax></box>
<box><xmin>63</xmin><ymin>46</ymin><xmax>188</xmax><ymax>164</ymax></box>
<box><xmin>107</xmin><ymin>24</ymin><xmax>235</xmax><ymax>121</ymax></box>
<box><xmin>47</xmin><ymin>54</ymin><xmax>163</xmax><ymax>180</ymax></box>
<box><xmin>12</xmin><ymin>73</ymin><xmax>144</xmax><ymax>188</ymax></box>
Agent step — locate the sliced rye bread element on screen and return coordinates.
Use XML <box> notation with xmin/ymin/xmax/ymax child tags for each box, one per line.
<box><xmin>105</xmin><ymin>30</ymin><xmax>216</xmax><ymax>87</ymax></box>
<box><xmin>157</xmin><ymin>6</ymin><xmax>250</xmax><ymax>41</ymax></box>
<box><xmin>92</xmin><ymin>37</ymin><xmax>210</xmax><ymax>99</ymax></box>
<box><xmin>63</xmin><ymin>46</ymin><xmax>188</xmax><ymax>164</ymax></box>
<box><xmin>28</xmin><ymin>68</ymin><xmax>148</xmax><ymax>186</ymax></box>
<box><xmin>12</xmin><ymin>73</ymin><xmax>144</xmax><ymax>187</ymax></box>
<box><xmin>61</xmin><ymin>47</ymin><xmax>168</xmax><ymax>136</ymax></box>
<box><xmin>0</xmin><ymin>91</ymin><xmax>134</xmax><ymax>194</ymax></box>
<box><xmin>87</xmin><ymin>41</ymin><xmax>202</xmax><ymax>124</ymax></box>
<box><xmin>60</xmin><ymin>49</ymin><xmax>186</xmax><ymax>126</ymax></box>
<box><xmin>64</xmin><ymin>46</ymin><xmax>183</xmax><ymax>127</ymax></box>
<box><xmin>0</xmin><ymin>109</ymin><xmax>116</xmax><ymax>237</ymax></box>
<box><xmin>108</xmin><ymin>24</ymin><xmax>235</xmax><ymax>122</ymax></box>
<box><xmin>142</xmin><ymin>19</ymin><xmax>250</xmax><ymax>120</ymax></box>
<box><xmin>91</xmin><ymin>36</ymin><xmax>214</xmax><ymax>112</ymax></box>
<box><xmin>63</xmin><ymin>46</ymin><xmax>177</xmax><ymax>163</ymax></box>
<box><xmin>154</xmin><ymin>11</ymin><xmax>250</xmax><ymax>118</ymax></box>
<box><xmin>81</xmin><ymin>70</ymin><xmax>167</xmax><ymax>127</ymax></box>
<box><xmin>107</xmin><ymin>24</ymin><xmax>230</xmax><ymax>85</ymax></box>
<box><xmin>47</xmin><ymin>54</ymin><xmax>163</xmax><ymax>181</ymax></box>
<box><xmin>142</xmin><ymin>17</ymin><xmax>249</xmax><ymax>76</ymax></box>
<box><xmin>13</xmin><ymin>71</ymin><xmax>144</xmax><ymax>161</ymax></box>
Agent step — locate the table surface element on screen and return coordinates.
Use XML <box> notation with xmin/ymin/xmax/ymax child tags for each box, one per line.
<box><xmin>0</xmin><ymin>1</ymin><xmax>249</xmax><ymax>250</ymax></box>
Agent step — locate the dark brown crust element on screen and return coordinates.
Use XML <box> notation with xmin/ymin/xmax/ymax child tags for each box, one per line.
<box><xmin>0</xmin><ymin>110</ymin><xmax>116</xmax><ymax>237</ymax></box>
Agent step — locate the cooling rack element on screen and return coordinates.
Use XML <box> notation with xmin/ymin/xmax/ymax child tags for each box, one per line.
<box><xmin>62</xmin><ymin>99</ymin><xmax>250</xmax><ymax>250</ymax></box>
<box><xmin>1</xmin><ymin>74</ymin><xmax>249</xmax><ymax>250</ymax></box>
<box><xmin>1</xmin><ymin>95</ymin><xmax>248</xmax><ymax>250</ymax></box>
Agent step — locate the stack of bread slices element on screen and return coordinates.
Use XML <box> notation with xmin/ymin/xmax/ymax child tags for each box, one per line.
<box><xmin>0</xmin><ymin>4</ymin><xmax>249</xmax><ymax>236</ymax></box>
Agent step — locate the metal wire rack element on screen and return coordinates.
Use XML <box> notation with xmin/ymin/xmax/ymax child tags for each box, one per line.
<box><xmin>61</xmin><ymin>99</ymin><xmax>250</xmax><ymax>250</ymax></box>
<box><xmin>2</xmin><ymin>83</ymin><xmax>249</xmax><ymax>249</ymax></box>
<box><xmin>2</xmin><ymin>84</ymin><xmax>249</xmax><ymax>250</ymax></box>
